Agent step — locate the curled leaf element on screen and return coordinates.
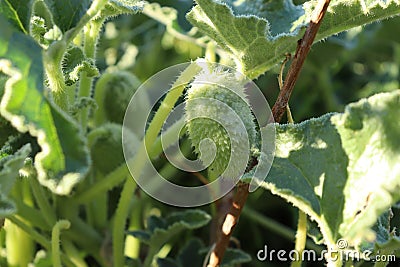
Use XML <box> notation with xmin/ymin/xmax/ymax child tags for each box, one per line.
<box><xmin>0</xmin><ymin>18</ymin><xmax>90</xmax><ymax>195</ymax></box>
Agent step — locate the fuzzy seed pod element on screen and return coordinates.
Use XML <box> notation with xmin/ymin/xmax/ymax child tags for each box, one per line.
<box><xmin>88</xmin><ymin>123</ymin><xmax>139</xmax><ymax>174</ymax></box>
<box><xmin>185</xmin><ymin>67</ymin><xmax>257</xmax><ymax>180</ymax></box>
<box><xmin>94</xmin><ymin>71</ymin><xmax>149</xmax><ymax>126</ymax></box>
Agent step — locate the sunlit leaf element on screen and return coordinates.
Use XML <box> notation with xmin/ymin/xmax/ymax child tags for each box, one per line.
<box><xmin>43</xmin><ymin>0</ymin><xmax>90</xmax><ymax>32</ymax></box>
<box><xmin>187</xmin><ymin>0</ymin><xmax>400</xmax><ymax>78</ymax></box>
<box><xmin>245</xmin><ymin>90</ymin><xmax>400</xmax><ymax>249</ymax></box>
<box><xmin>0</xmin><ymin>0</ymin><xmax>31</xmax><ymax>33</ymax></box>
<box><xmin>0</xmin><ymin>17</ymin><xmax>90</xmax><ymax>195</ymax></box>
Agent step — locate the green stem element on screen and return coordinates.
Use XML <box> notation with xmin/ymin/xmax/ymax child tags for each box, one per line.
<box><xmin>125</xmin><ymin>198</ymin><xmax>142</xmax><ymax>259</ymax></box>
<box><xmin>6</xmin><ymin>178</ymin><xmax>35</xmax><ymax>266</ymax></box>
<box><xmin>67</xmin><ymin>84</ymin><xmax>77</xmax><ymax>106</ymax></box>
<box><xmin>291</xmin><ymin>211</ymin><xmax>308</xmax><ymax>267</ymax></box>
<box><xmin>90</xmin><ymin>173</ymin><xmax>108</xmax><ymax>230</ymax></box>
<box><xmin>63</xmin><ymin>240</ymin><xmax>89</xmax><ymax>267</ymax></box>
<box><xmin>242</xmin><ymin>207</ymin><xmax>322</xmax><ymax>252</ymax></box>
<box><xmin>4</xmin><ymin>219</ymin><xmax>34</xmax><ymax>267</ymax></box>
<box><xmin>78</xmin><ymin>20</ymin><xmax>104</xmax><ymax>129</ymax></box>
<box><xmin>6</xmin><ymin>216</ymin><xmax>75</xmax><ymax>267</ymax></box>
<box><xmin>113</xmin><ymin>177</ymin><xmax>137</xmax><ymax>267</ymax></box>
<box><xmin>64</xmin><ymin>0</ymin><xmax>108</xmax><ymax>44</ymax></box>
<box><xmin>6</xmin><ymin>216</ymin><xmax>49</xmax><ymax>250</ymax></box>
<box><xmin>143</xmin><ymin>236</ymin><xmax>177</xmax><ymax>267</ymax></box>
<box><xmin>148</xmin><ymin>117</ymin><xmax>186</xmax><ymax>159</ymax></box>
<box><xmin>56</xmin><ymin>197</ymin><xmax>103</xmax><ymax>264</ymax></box>
<box><xmin>75</xmin><ymin>117</ymin><xmax>192</xmax><ymax>204</ymax></box>
<box><xmin>112</xmin><ymin>61</ymin><xmax>201</xmax><ymax>267</ymax></box>
<box><xmin>43</xmin><ymin>0</ymin><xmax>107</xmax><ymax>111</ymax></box>
<box><xmin>78</xmin><ymin>74</ymin><xmax>93</xmax><ymax>129</ymax></box>
<box><xmin>84</xmin><ymin>175</ymin><xmax>95</xmax><ymax>227</ymax></box>
<box><xmin>12</xmin><ymin>197</ymin><xmax>49</xmax><ymax>230</ymax></box>
<box><xmin>322</xmin><ymin>226</ymin><xmax>342</xmax><ymax>267</ymax></box>
<box><xmin>144</xmin><ymin>61</ymin><xmax>201</xmax><ymax>152</ymax></box>
<box><xmin>112</xmin><ymin>161</ymin><xmax>180</xmax><ymax>266</ymax></box>
<box><xmin>73</xmin><ymin>151</ymin><xmax>182</xmax><ymax>205</ymax></box>
<box><xmin>156</xmin><ymin>243</ymin><xmax>173</xmax><ymax>259</ymax></box>
<box><xmin>205</xmin><ymin>41</ymin><xmax>217</xmax><ymax>63</ymax></box>
<box><xmin>73</xmin><ymin>163</ymin><xmax>129</xmax><ymax>204</ymax></box>
<box><xmin>52</xmin><ymin>220</ymin><xmax>71</xmax><ymax>267</ymax></box>
<box><xmin>29</xmin><ymin>175</ymin><xmax>57</xmax><ymax>228</ymax></box>
<box><xmin>62</xmin><ymin>216</ymin><xmax>103</xmax><ymax>259</ymax></box>
<box><xmin>43</xmin><ymin>40</ymin><xmax>68</xmax><ymax>110</ymax></box>
<box><xmin>143</xmin><ymin>246</ymin><xmax>160</xmax><ymax>267</ymax></box>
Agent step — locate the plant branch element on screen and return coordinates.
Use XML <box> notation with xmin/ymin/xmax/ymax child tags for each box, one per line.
<box><xmin>44</xmin><ymin>0</ymin><xmax>107</xmax><ymax>110</ymax></box>
<box><xmin>78</xmin><ymin>19</ymin><xmax>104</xmax><ymax>129</ymax></box>
<box><xmin>271</xmin><ymin>0</ymin><xmax>331</xmax><ymax>122</ymax></box>
<box><xmin>207</xmin><ymin>0</ymin><xmax>331</xmax><ymax>265</ymax></box>
<box><xmin>208</xmin><ymin>182</ymin><xmax>249</xmax><ymax>266</ymax></box>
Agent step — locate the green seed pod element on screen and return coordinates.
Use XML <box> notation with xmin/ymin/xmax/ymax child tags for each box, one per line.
<box><xmin>185</xmin><ymin>67</ymin><xmax>257</xmax><ymax>180</ymax></box>
<box><xmin>88</xmin><ymin>123</ymin><xmax>139</xmax><ymax>174</ymax></box>
<box><xmin>93</xmin><ymin>71</ymin><xmax>149</xmax><ymax>126</ymax></box>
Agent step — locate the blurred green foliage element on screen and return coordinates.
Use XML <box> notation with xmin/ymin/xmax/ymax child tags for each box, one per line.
<box><xmin>94</xmin><ymin>2</ymin><xmax>400</xmax><ymax>266</ymax></box>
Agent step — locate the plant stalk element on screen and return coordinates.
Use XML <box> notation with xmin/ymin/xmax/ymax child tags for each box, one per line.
<box><xmin>29</xmin><ymin>174</ymin><xmax>57</xmax><ymax>228</ymax></box>
<box><xmin>6</xmin><ymin>216</ymin><xmax>75</xmax><ymax>267</ymax></box>
<box><xmin>112</xmin><ymin>61</ymin><xmax>201</xmax><ymax>267</ymax></box>
<box><xmin>43</xmin><ymin>0</ymin><xmax>107</xmax><ymax>111</ymax></box>
<box><xmin>271</xmin><ymin>0</ymin><xmax>332</xmax><ymax>123</ymax></box>
<box><xmin>207</xmin><ymin>0</ymin><xmax>331</xmax><ymax>265</ymax></box>
<box><xmin>78</xmin><ymin>19</ymin><xmax>104</xmax><ymax>130</ymax></box>
<box><xmin>291</xmin><ymin>211</ymin><xmax>308</xmax><ymax>267</ymax></box>
<box><xmin>52</xmin><ymin>220</ymin><xmax>71</xmax><ymax>267</ymax></box>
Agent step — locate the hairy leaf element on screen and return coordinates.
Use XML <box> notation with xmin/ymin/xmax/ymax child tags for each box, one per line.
<box><xmin>361</xmin><ymin>210</ymin><xmax>400</xmax><ymax>256</ymax></box>
<box><xmin>98</xmin><ymin>0</ymin><xmax>143</xmax><ymax>19</ymax></box>
<box><xmin>245</xmin><ymin>90</ymin><xmax>400</xmax><ymax>249</ymax></box>
<box><xmin>187</xmin><ymin>0</ymin><xmax>400</xmax><ymax>78</ymax></box>
<box><xmin>0</xmin><ymin>18</ymin><xmax>90</xmax><ymax>195</ymax></box>
<box><xmin>43</xmin><ymin>0</ymin><xmax>91</xmax><ymax>32</ymax></box>
<box><xmin>29</xmin><ymin>0</ymin><xmax>57</xmax><ymax>47</ymax></box>
<box><xmin>221</xmin><ymin>249</ymin><xmax>252</xmax><ymax>267</ymax></box>
<box><xmin>0</xmin><ymin>144</ymin><xmax>31</xmax><ymax>216</ymax></box>
<box><xmin>109</xmin><ymin>0</ymin><xmax>143</xmax><ymax>13</ymax></box>
<box><xmin>129</xmin><ymin>210</ymin><xmax>211</xmax><ymax>246</ymax></box>
<box><xmin>63</xmin><ymin>46</ymin><xmax>98</xmax><ymax>86</ymax></box>
<box><xmin>0</xmin><ymin>0</ymin><xmax>31</xmax><ymax>33</ymax></box>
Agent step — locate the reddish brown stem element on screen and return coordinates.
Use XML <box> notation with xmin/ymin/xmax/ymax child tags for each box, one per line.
<box><xmin>271</xmin><ymin>0</ymin><xmax>331</xmax><ymax>122</ymax></box>
<box><xmin>207</xmin><ymin>0</ymin><xmax>331</xmax><ymax>266</ymax></box>
<box><xmin>207</xmin><ymin>182</ymin><xmax>250</xmax><ymax>267</ymax></box>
